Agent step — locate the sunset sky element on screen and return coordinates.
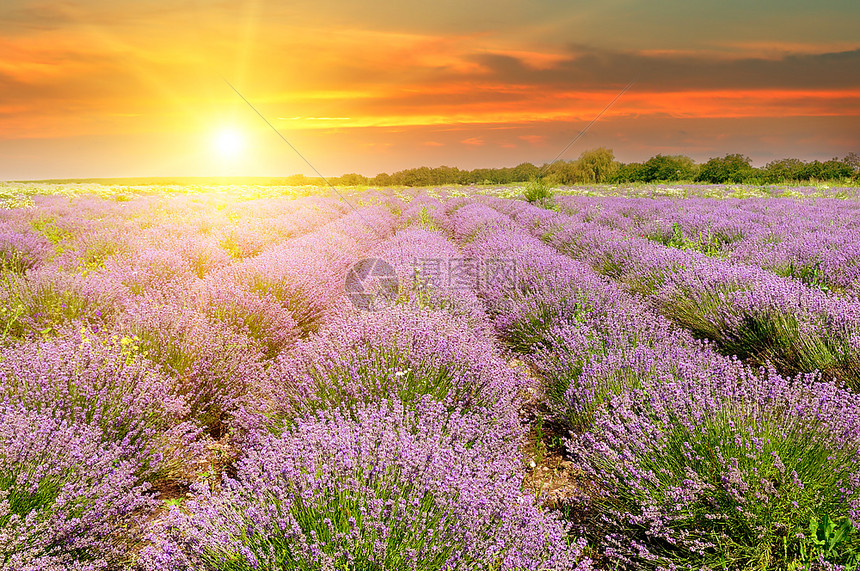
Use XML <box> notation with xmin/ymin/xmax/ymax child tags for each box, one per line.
<box><xmin>2</xmin><ymin>0</ymin><xmax>859</xmax><ymax>180</ymax></box>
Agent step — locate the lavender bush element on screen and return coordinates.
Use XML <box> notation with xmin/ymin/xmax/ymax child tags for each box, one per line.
<box><xmin>0</xmin><ymin>402</ymin><xmax>156</xmax><ymax>569</ymax></box>
<box><xmin>0</xmin><ymin>225</ymin><xmax>50</xmax><ymax>273</ymax></box>
<box><xmin>0</xmin><ymin>268</ymin><xmax>117</xmax><ymax>342</ymax></box>
<box><xmin>105</xmin><ymin>248</ymin><xmax>196</xmax><ymax>298</ymax></box>
<box><xmin>0</xmin><ymin>326</ymin><xmax>200</xmax><ymax>479</ymax></box>
<box><xmin>532</xmin><ymin>314</ymin><xmax>729</xmax><ymax>431</ymax></box>
<box><xmin>569</xmin><ymin>367</ymin><xmax>860</xmax><ymax>569</ymax></box>
<box><xmin>119</xmin><ymin>299</ymin><xmax>265</xmax><ymax>435</ymax></box>
<box><xmin>199</xmin><ymin>272</ymin><xmax>301</xmax><ymax>358</ymax></box>
<box><xmin>138</xmin><ymin>398</ymin><xmax>591</xmax><ymax>571</ymax></box>
<box><xmin>372</xmin><ymin>227</ymin><xmax>489</xmax><ymax>324</ymax></box>
<box><xmin>260</xmin><ymin>307</ymin><xmax>526</xmax><ymax>430</ymax></box>
<box><xmin>4</xmin><ymin>183</ymin><xmax>860</xmax><ymax>569</ymax></box>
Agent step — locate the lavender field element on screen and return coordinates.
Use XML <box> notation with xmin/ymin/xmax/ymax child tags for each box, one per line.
<box><xmin>2</xmin><ymin>182</ymin><xmax>860</xmax><ymax>570</ymax></box>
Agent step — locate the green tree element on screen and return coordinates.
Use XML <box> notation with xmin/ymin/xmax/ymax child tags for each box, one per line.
<box><xmin>371</xmin><ymin>172</ymin><xmax>394</xmax><ymax>186</ymax></box>
<box><xmin>696</xmin><ymin>154</ymin><xmax>754</xmax><ymax>183</ymax></box>
<box><xmin>336</xmin><ymin>173</ymin><xmax>369</xmax><ymax>186</ymax></box>
<box><xmin>610</xmin><ymin>162</ymin><xmax>646</xmax><ymax>183</ymax></box>
<box><xmin>511</xmin><ymin>162</ymin><xmax>540</xmax><ymax>182</ymax></box>
<box><xmin>844</xmin><ymin>152</ymin><xmax>860</xmax><ymax>176</ymax></box>
<box><xmin>640</xmin><ymin>154</ymin><xmax>696</xmax><ymax>182</ymax></box>
<box><xmin>577</xmin><ymin>147</ymin><xmax>620</xmax><ymax>183</ymax></box>
<box><xmin>762</xmin><ymin>158</ymin><xmax>806</xmax><ymax>183</ymax></box>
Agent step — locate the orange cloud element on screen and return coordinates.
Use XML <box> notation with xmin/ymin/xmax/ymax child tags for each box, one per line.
<box><xmin>519</xmin><ymin>135</ymin><xmax>547</xmax><ymax>145</ymax></box>
<box><xmin>461</xmin><ymin>137</ymin><xmax>485</xmax><ymax>146</ymax></box>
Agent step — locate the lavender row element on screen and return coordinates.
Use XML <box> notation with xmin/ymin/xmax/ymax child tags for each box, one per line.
<box><xmin>140</xmin><ymin>398</ymin><xmax>588</xmax><ymax>571</ymax></box>
<box><xmin>2</xmin><ymin>204</ymin><xmax>397</xmax><ymax>435</ymax></box>
<box><xmin>447</xmin><ymin>197</ymin><xmax>860</xmax><ymax>568</ymax></box>
<box><xmin>0</xmin><ymin>193</ymin><xmax>349</xmax><ymax>273</ymax></box>
<box><xmin>553</xmin><ymin>194</ymin><xmax>860</xmax><ymax>295</ymax></box>
<box><xmin>0</xmin><ymin>193</ymin><xmax>352</xmax><ymax>344</ymax></box>
<box><xmin>0</xmin><ymin>196</ymin><xmax>397</xmax><ymax>567</ymax></box>
<box><xmin>139</xmin><ymin>213</ymin><xmax>590</xmax><ymax>569</ymax></box>
<box><xmin>482</xmin><ymin>196</ymin><xmax>860</xmax><ymax>390</ymax></box>
<box><xmin>439</xmin><ymin>200</ymin><xmax>710</xmax><ymax>428</ymax></box>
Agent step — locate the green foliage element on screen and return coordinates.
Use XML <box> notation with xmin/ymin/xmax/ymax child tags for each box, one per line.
<box><xmin>0</xmin><ymin>474</ymin><xmax>64</xmax><ymax>528</ymax></box>
<box><xmin>599</xmin><ymin>409</ymin><xmax>860</xmax><ymax>570</ymax></box>
<box><xmin>544</xmin><ymin>148</ymin><xmax>620</xmax><ymax>185</ymax></box>
<box><xmin>330</xmin><ymin>172</ymin><xmax>369</xmax><ymax>186</ymax></box>
<box><xmin>523</xmin><ymin>177</ymin><xmax>554</xmax><ymax>205</ymax></box>
<box><xmin>650</xmin><ymin>222</ymin><xmax>735</xmax><ymax>257</ymax></box>
<box><xmin>0</xmin><ymin>299</ymin><xmax>26</xmax><ymax>345</ymax></box>
<box><xmin>696</xmin><ymin>154</ymin><xmax>755</xmax><ymax>184</ymax></box>
<box><xmin>219</xmin><ymin>229</ymin><xmax>266</xmax><ymax>260</ymax></box>
<box><xmin>632</xmin><ymin>154</ymin><xmax>698</xmax><ymax>182</ymax></box>
<box><xmin>761</xmin><ymin>158</ymin><xmax>807</xmax><ymax>183</ymax></box>
<box><xmin>413</xmin><ymin>206</ymin><xmax>444</xmax><ymax>232</ymax></box>
<box><xmin>610</xmin><ymin>161</ymin><xmax>648</xmax><ymax>183</ymax></box>
<box><xmin>272</xmin><ymin>149</ymin><xmax>860</xmax><ymax>188</ymax></box>
<box><xmin>789</xmin><ymin>515</ymin><xmax>860</xmax><ymax>569</ymax></box>
<box><xmin>77</xmin><ymin>238</ymin><xmax>122</xmax><ymax>275</ymax></box>
<box><xmin>529</xmin><ymin>416</ymin><xmax>566</xmax><ymax>465</ymax></box>
<box><xmin>0</xmin><ymin>251</ymin><xmax>30</xmax><ymax>274</ymax></box>
<box><xmin>576</xmin><ymin>148</ymin><xmax>620</xmax><ymax>183</ymax></box>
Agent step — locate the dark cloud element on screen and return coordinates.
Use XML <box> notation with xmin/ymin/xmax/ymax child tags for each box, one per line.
<box><xmin>0</xmin><ymin>2</ymin><xmax>77</xmax><ymax>31</ymax></box>
<box><xmin>467</xmin><ymin>46</ymin><xmax>860</xmax><ymax>91</ymax></box>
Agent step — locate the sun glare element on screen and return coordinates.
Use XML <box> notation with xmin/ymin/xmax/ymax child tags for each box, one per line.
<box><xmin>213</xmin><ymin>129</ymin><xmax>245</xmax><ymax>158</ymax></box>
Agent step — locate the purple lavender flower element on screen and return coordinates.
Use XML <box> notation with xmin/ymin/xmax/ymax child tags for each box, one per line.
<box><xmin>568</xmin><ymin>367</ymin><xmax>860</xmax><ymax>569</ymax></box>
<box><xmin>257</xmin><ymin>306</ymin><xmax>527</xmax><ymax>433</ymax></box>
<box><xmin>0</xmin><ymin>324</ymin><xmax>202</xmax><ymax>479</ymax></box>
<box><xmin>0</xmin><ymin>402</ymin><xmax>157</xmax><ymax>568</ymax></box>
<box><xmin>139</xmin><ymin>398</ymin><xmax>591</xmax><ymax>571</ymax></box>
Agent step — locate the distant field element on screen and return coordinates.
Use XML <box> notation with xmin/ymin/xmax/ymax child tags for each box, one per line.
<box><xmin>1</xmin><ymin>183</ymin><xmax>859</xmax><ymax>570</ymax></box>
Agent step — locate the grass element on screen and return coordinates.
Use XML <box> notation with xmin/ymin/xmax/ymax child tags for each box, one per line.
<box><xmin>523</xmin><ymin>178</ymin><xmax>554</xmax><ymax>206</ymax></box>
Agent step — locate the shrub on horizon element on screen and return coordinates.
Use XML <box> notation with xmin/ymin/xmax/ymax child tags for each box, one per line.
<box><xmin>523</xmin><ymin>177</ymin><xmax>554</xmax><ymax>206</ymax></box>
<box><xmin>695</xmin><ymin>154</ymin><xmax>755</xmax><ymax>184</ymax></box>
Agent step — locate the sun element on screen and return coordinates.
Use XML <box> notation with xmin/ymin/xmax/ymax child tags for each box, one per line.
<box><xmin>212</xmin><ymin>128</ymin><xmax>245</xmax><ymax>158</ymax></box>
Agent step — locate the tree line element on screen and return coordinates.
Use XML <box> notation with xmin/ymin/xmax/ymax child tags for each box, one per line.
<box><xmin>309</xmin><ymin>149</ymin><xmax>860</xmax><ymax>187</ymax></box>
